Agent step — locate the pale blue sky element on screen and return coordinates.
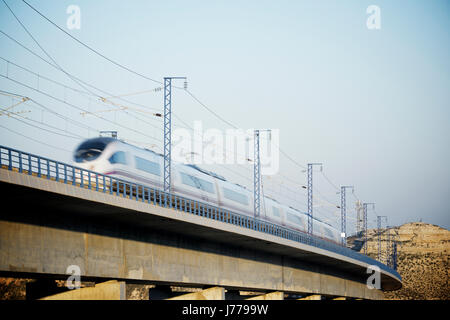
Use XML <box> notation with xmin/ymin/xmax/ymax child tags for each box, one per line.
<box><xmin>0</xmin><ymin>0</ymin><xmax>449</xmax><ymax>231</ymax></box>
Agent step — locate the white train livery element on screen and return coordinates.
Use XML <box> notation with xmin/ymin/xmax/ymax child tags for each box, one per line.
<box><xmin>73</xmin><ymin>137</ymin><xmax>341</xmax><ymax>244</ymax></box>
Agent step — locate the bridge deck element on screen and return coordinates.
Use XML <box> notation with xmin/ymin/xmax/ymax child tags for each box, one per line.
<box><xmin>0</xmin><ymin>146</ymin><xmax>401</xmax><ymax>299</ymax></box>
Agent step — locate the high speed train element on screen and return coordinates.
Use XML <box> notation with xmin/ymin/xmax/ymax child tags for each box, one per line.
<box><xmin>73</xmin><ymin>137</ymin><xmax>341</xmax><ymax>244</ymax></box>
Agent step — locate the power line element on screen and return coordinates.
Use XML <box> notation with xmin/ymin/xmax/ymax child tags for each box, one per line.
<box><xmin>0</xmin><ymin>123</ymin><xmax>72</xmax><ymax>153</ymax></box>
<box><xmin>2</xmin><ymin>77</ymin><xmax>288</xmax><ymax>202</ymax></box>
<box><xmin>0</xmin><ymin>59</ymin><xmax>262</xmax><ymax>180</ymax></box>
<box><xmin>1</xmin><ymin>27</ymin><xmax>311</xmax><ymax>190</ymax></box>
<box><xmin>0</xmin><ymin>53</ymin><xmax>164</xmax><ymax>131</ymax></box>
<box><xmin>0</xmin><ymin>30</ymin><xmax>174</xmax><ymax>149</ymax></box>
<box><xmin>184</xmin><ymin>89</ymin><xmax>309</xmax><ymax>172</ymax></box>
<box><xmin>20</xmin><ymin>0</ymin><xmax>162</xmax><ymax>85</ymax></box>
<box><xmin>0</xmin><ymin>56</ymin><xmax>90</xmax><ymax>97</ymax></box>
<box><xmin>0</xmin><ymin>89</ymin><xmax>99</xmax><ymax>133</ymax></box>
<box><xmin>0</xmin><ymin>27</ymin><xmax>170</xmax><ymax>129</ymax></box>
<box><xmin>3</xmin><ymin>2</ymin><xmax>342</xmax><ymax>201</ymax></box>
<box><xmin>0</xmin><ymin>105</ymin><xmax>82</xmax><ymax>139</ymax></box>
<box><xmin>0</xmin><ymin>74</ymin><xmax>163</xmax><ymax>144</ymax></box>
<box><xmin>0</xmin><ymin>43</ymin><xmax>277</xmax><ymax>198</ymax></box>
<box><xmin>2</xmin><ymin>1</ymin><xmax>346</xmax><ymax>228</ymax></box>
<box><xmin>0</xmin><ymin>13</ymin><xmax>322</xmax><ymax>195</ymax></box>
<box><xmin>321</xmin><ymin>170</ymin><xmax>340</xmax><ymax>191</ymax></box>
<box><xmin>0</xmin><ymin>5</ymin><xmax>165</xmax><ymax>131</ymax></box>
<box><xmin>184</xmin><ymin>89</ymin><xmax>238</xmax><ymax>129</ymax></box>
<box><xmin>0</xmin><ymin>91</ymin><xmax>166</xmax><ymax>156</ymax></box>
<box><xmin>1</xmin><ymin>86</ymin><xmax>339</xmax><ymax>227</ymax></box>
<box><xmin>2</xmin><ymin>0</ymin><xmax>99</xmax><ymax>99</ymax></box>
<box><xmin>0</xmin><ymin>46</ymin><xmax>184</xmax><ymax>139</ymax></box>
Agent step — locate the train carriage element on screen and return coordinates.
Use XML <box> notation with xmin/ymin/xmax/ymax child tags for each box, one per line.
<box><xmin>72</xmin><ymin>137</ymin><xmax>342</xmax><ymax>244</ymax></box>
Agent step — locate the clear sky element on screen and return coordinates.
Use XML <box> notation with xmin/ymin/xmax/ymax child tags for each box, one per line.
<box><xmin>0</xmin><ymin>0</ymin><xmax>449</xmax><ymax>231</ymax></box>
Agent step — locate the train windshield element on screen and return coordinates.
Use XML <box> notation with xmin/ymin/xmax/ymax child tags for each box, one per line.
<box><xmin>74</xmin><ymin>138</ymin><xmax>113</xmax><ymax>163</ymax></box>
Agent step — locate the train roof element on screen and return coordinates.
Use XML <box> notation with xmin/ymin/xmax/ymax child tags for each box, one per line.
<box><xmin>284</xmin><ymin>205</ymin><xmax>334</xmax><ymax>228</ymax></box>
<box><xmin>186</xmin><ymin>164</ymin><xmax>227</xmax><ymax>181</ymax></box>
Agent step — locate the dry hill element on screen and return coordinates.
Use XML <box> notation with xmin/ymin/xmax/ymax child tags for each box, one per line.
<box><xmin>349</xmin><ymin>222</ymin><xmax>449</xmax><ymax>300</ymax></box>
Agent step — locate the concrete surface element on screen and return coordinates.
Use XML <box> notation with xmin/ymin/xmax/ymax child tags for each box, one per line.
<box><xmin>0</xmin><ymin>169</ymin><xmax>397</xmax><ymax>299</ymax></box>
<box><xmin>246</xmin><ymin>291</ymin><xmax>284</xmax><ymax>300</ymax></box>
<box><xmin>40</xmin><ymin>280</ymin><xmax>125</xmax><ymax>300</ymax></box>
<box><xmin>298</xmin><ymin>295</ymin><xmax>322</xmax><ymax>300</ymax></box>
<box><xmin>167</xmin><ymin>287</ymin><xmax>225</xmax><ymax>300</ymax></box>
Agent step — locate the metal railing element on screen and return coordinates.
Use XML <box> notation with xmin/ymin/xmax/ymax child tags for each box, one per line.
<box><xmin>0</xmin><ymin>145</ymin><xmax>400</xmax><ymax>280</ymax></box>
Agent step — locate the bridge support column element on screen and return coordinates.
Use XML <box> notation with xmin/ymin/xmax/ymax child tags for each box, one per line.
<box><xmin>167</xmin><ymin>287</ymin><xmax>225</xmax><ymax>300</ymax></box>
<box><xmin>26</xmin><ymin>279</ymin><xmax>67</xmax><ymax>300</ymax></box>
<box><xmin>298</xmin><ymin>294</ymin><xmax>322</xmax><ymax>300</ymax></box>
<box><xmin>40</xmin><ymin>280</ymin><xmax>126</xmax><ymax>300</ymax></box>
<box><xmin>246</xmin><ymin>291</ymin><xmax>284</xmax><ymax>300</ymax></box>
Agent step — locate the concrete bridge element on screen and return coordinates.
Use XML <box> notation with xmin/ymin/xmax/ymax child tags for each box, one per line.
<box><xmin>0</xmin><ymin>146</ymin><xmax>401</xmax><ymax>300</ymax></box>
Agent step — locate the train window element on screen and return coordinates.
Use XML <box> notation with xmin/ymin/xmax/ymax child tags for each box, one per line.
<box><xmin>272</xmin><ymin>207</ymin><xmax>281</xmax><ymax>217</ymax></box>
<box><xmin>287</xmin><ymin>212</ymin><xmax>304</xmax><ymax>226</ymax></box>
<box><xmin>108</xmin><ymin>151</ymin><xmax>127</xmax><ymax>165</ymax></box>
<box><xmin>74</xmin><ymin>139</ymin><xmax>109</xmax><ymax>163</ymax></box>
<box><xmin>180</xmin><ymin>172</ymin><xmax>199</xmax><ymax>189</ymax></box>
<box><xmin>135</xmin><ymin>156</ymin><xmax>160</xmax><ymax>176</ymax></box>
<box><xmin>223</xmin><ymin>187</ymin><xmax>249</xmax><ymax>205</ymax></box>
<box><xmin>180</xmin><ymin>172</ymin><xmax>215</xmax><ymax>193</ymax></box>
<box><xmin>200</xmin><ymin>179</ymin><xmax>214</xmax><ymax>193</ymax></box>
<box><xmin>74</xmin><ymin>150</ymin><xmax>101</xmax><ymax>163</ymax></box>
<box><xmin>324</xmin><ymin>228</ymin><xmax>334</xmax><ymax>239</ymax></box>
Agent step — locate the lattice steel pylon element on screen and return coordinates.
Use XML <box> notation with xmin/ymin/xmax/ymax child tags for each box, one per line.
<box><xmin>386</xmin><ymin>226</ymin><xmax>399</xmax><ymax>269</ymax></box>
<box><xmin>392</xmin><ymin>240</ymin><xmax>398</xmax><ymax>270</ymax></box>
<box><xmin>362</xmin><ymin>202</ymin><xmax>375</xmax><ymax>255</ymax></box>
<box><xmin>356</xmin><ymin>200</ymin><xmax>363</xmax><ymax>234</ymax></box>
<box><xmin>377</xmin><ymin>215</ymin><xmax>387</xmax><ymax>262</ymax></box>
<box><xmin>253</xmin><ymin>129</ymin><xmax>271</xmax><ymax>219</ymax></box>
<box><xmin>307</xmin><ymin>163</ymin><xmax>322</xmax><ymax>235</ymax></box>
<box><xmin>163</xmin><ymin>77</ymin><xmax>186</xmax><ymax>193</ymax></box>
<box><xmin>253</xmin><ymin>130</ymin><xmax>261</xmax><ymax>218</ymax></box>
<box><xmin>386</xmin><ymin>226</ymin><xmax>392</xmax><ymax>267</ymax></box>
<box><xmin>340</xmin><ymin>186</ymin><xmax>354</xmax><ymax>246</ymax></box>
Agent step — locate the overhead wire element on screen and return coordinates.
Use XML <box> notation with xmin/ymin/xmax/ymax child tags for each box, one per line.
<box><xmin>0</xmin><ymin>58</ymin><xmax>260</xmax><ymax>187</ymax></box>
<box><xmin>321</xmin><ymin>170</ymin><xmax>340</xmax><ymax>191</ymax></box>
<box><xmin>1</xmin><ymin>0</ymin><xmax>103</xmax><ymax>101</ymax></box>
<box><xmin>3</xmin><ymin>2</ymin><xmax>319</xmax><ymax>192</ymax></box>
<box><xmin>0</xmin><ymin>123</ymin><xmax>72</xmax><ymax>153</ymax></box>
<box><xmin>10</xmin><ymin>0</ymin><xmax>338</xmax><ymax>192</ymax></box>
<box><xmin>3</xmin><ymin>0</ymin><xmax>353</xmax><ymax>229</ymax></box>
<box><xmin>0</xmin><ymin>89</ymin><xmax>99</xmax><ymax>133</ymax></box>
<box><xmin>0</xmin><ymin>29</ymin><xmax>165</xmax><ymax>137</ymax></box>
<box><xmin>0</xmin><ymin>38</ymin><xmax>272</xmax><ymax>199</ymax></box>
<box><xmin>20</xmin><ymin>0</ymin><xmax>162</xmax><ymax>85</ymax></box>
<box><xmin>0</xmin><ymin>75</ymin><xmax>275</xmax><ymax>201</ymax></box>
<box><xmin>0</xmin><ymin>26</ymin><xmax>164</xmax><ymax>132</ymax></box>
<box><xmin>0</xmin><ymin>74</ymin><xmax>164</xmax><ymax>144</ymax></box>
<box><xmin>14</xmin><ymin>0</ymin><xmax>312</xmax><ymax>174</ymax></box>
<box><xmin>0</xmin><ymin>54</ymin><xmax>165</xmax><ymax>133</ymax></box>
<box><xmin>0</xmin><ymin>85</ymin><xmax>320</xmax><ymax>223</ymax></box>
<box><xmin>0</xmin><ymin>104</ymin><xmax>82</xmax><ymax>139</ymax></box>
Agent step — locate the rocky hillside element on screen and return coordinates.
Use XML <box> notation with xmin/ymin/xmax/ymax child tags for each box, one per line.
<box><xmin>350</xmin><ymin>222</ymin><xmax>449</xmax><ymax>300</ymax></box>
<box><xmin>0</xmin><ymin>278</ymin><xmax>30</xmax><ymax>300</ymax></box>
